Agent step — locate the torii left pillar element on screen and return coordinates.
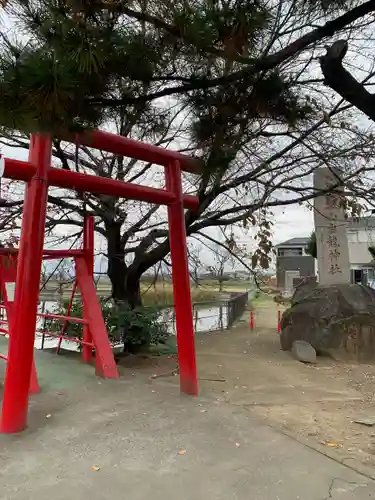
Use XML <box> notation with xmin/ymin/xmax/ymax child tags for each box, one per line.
<box><xmin>1</xmin><ymin>134</ymin><xmax>51</xmax><ymax>433</ymax></box>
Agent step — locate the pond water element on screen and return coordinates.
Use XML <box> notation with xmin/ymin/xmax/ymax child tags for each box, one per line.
<box><xmin>0</xmin><ymin>300</ymin><xmax>230</xmax><ymax>352</ymax></box>
<box><xmin>159</xmin><ymin>303</ymin><xmax>229</xmax><ymax>336</ymax></box>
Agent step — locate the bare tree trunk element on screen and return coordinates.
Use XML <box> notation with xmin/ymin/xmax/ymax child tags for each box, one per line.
<box><xmin>124</xmin><ymin>274</ymin><xmax>142</xmax><ymax>308</ymax></box>
<box><xmin>106</xmin><ymin>220</ymin><xmax>142</xmax><ymax>308</ymax></box>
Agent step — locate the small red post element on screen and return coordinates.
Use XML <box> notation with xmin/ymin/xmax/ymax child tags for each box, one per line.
<box><xmin>82</xmin><ymin>214</ymin><xmax>94</xmax><ymax>363</ymax></box>
<box><xmin>250</xmin><ymin>310</ymin><xmax>254</xmax><ymax>330</ymax></box>
<box><xmin>1</xmin><ymin>134</ymin><xmax>51</xmax><ymax>433</ymax></box>
<box><xmin>166</xmin><ymin>161</ymin><xmax>198</xmax><ymax>396</ymax></box>
<box><xmin>277</xmin><ymin>310</ymin><xmax>281</xmax><ymax>334</ymax></box>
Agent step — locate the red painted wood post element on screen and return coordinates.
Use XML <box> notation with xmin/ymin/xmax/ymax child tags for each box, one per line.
<box><xmin>82</xmin><ymin>214</ymin><xmax>94</xmax><ymax>363</ymax></box>
<box><xmin>75</xmin><ymin>257</ymin><xmax>118</xmax><ymax>379</ymax></box>
<box><xmin>1</xmin><ymin>134</ymin><xmax>51</xmax><ymax>433</ymax></box>
<box><xmin>277</xmin><ymin>310</ymin><xmax>281</xmax><ymax>334</ymax></box>
<box><xmin>165</xmin><ymin>161</ymin><xmax>198</xmax><ymax>396</ymax></box>
<box><xmin>0</xmin><ymin>254</ymin><xmax>39</xmax><ymax>393</ymax></box>
<box><xmin>250</xmin><ymin>311</ymin><xmax>254</xmax><ymax>330</ymax></box>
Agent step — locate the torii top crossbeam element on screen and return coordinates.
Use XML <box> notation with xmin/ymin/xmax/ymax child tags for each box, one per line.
<box><xmin>1</xmin><ymin>129</ymin><xmax>200</xmax><ymax>209</ymax></box>
<box><xmin>77</xmin><ymin>130</ymin><xmax>200</xmax><ymax>173</ymax></box>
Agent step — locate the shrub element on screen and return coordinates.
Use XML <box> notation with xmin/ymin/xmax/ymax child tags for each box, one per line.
<box><xmin>44</xmin><ymin>298</ymin><xmax>169</xmax><ymax>354</ymax></box>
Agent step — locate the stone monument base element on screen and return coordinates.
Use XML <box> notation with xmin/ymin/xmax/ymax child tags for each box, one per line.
<box><xmin>280</xmin><ymin>282</ymin><xmax>375</xmax><ymax>362</ymax></box>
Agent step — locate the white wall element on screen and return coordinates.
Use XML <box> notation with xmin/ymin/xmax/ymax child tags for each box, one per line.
<box><xmin>277</xmin><ymin>246</ymin><xmax>309</xmax><ymax>257</ymax></box>
<box><xmin>347</xmin><ymin>228</ymin><xmax>375</xmax><ymax>265</ymax></box>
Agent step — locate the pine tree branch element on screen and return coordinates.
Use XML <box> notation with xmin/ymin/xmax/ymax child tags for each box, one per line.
<box><xmin>320</xmin><ymin>39</ymin><xmax>375</xmax><ymax>122</ymax></box>
<box><xmin>88</xmin><ymin>0</ymin><xmax>375</xmax><ymax>106</ymax></box>
<box><xmin>103</xmin><ymin>4</ymin><xmax>249</xmax><ymax>63</ymax></box>
<box><xmin>96</xmin><ymin>1</ymin><xmax>375</xmax><ymax>68</ymax></box>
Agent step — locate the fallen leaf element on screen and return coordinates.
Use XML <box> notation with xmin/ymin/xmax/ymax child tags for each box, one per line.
<box><xmin>92</xmin><ymin>466</ymin><xmax>100</xmax><ymax>471</ymax></box>
<box><xmin>178</xmin><ymin>449</ymin><xmax>186</xmax><ymax>455</ymax></box>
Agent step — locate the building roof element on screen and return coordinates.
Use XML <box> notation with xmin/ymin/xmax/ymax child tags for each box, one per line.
<box><xmin>275</xmin><ymin>237</ymin><xmax>310</xmax><ymax>247</ymax></box>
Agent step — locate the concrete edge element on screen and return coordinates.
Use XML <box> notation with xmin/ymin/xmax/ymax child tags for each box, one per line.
<box><xmin>266</xmin><ymin>420</ymin><xmax>375</xmax><ymax>481</ymax></box>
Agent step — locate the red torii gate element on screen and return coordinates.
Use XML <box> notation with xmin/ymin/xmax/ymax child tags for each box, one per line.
<box><xmin>0</xmin><ymin>131</ymin><xmax>200</xmax><ymax>434</ymax></box>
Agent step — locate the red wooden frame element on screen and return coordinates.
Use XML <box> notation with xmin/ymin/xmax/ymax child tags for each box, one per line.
<box><xmin>0</xmin><ymin>131</ymin><xmax>199</xmax><ymax>433</ymax></box>
<box><xmin>0</xmin><ymin>214</ymin><xmax>119</xmax><ymax>392</ymax></box>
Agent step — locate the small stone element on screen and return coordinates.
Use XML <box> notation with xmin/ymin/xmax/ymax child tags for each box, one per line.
<box><xmin>354</xmin><ymin>417</ymin><xmax>375</xmax><ymax>427</ymax></box>
<box><xmin>291</xmin><ymin>340</ymin><xmax>317</xmax><ymax>364</ymax></box>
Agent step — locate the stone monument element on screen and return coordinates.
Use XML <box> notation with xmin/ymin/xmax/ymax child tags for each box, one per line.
<box><xmin>280</xmin><ymin>169</ymin><xmax>375</xmax><ymax>362</ymax></box>
<box><xmin>313</xmin><ymin>167</ymin><xmax>350</xmax><ymax>285</ymax></box>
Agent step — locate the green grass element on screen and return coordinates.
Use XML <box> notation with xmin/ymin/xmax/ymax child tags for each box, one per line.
<box><xmin>41</xmin><ymin>278</ymin><xmax>253</xmax><ymax>307</ymax></box>
<box><xmin>251</xmin><ymin>291</ymin><xmax>272</xmax><ymax>306</ymax></box>
<box><xmin>140</xmin><ymin>280</ymin><xmax>252</xmax><ymax>307</ymax></box>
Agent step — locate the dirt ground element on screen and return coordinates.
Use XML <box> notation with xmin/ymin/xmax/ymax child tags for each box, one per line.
<box><xmin>195</xmin><ymin>296</ymin><xmax>375</xmax><ymax>468</ymax></box>
<box><xmin>106</xmin><ymin>297</ymin><xmax>375</xmax><ymax>468</ymax></box>
<box><xmin>16</xmin><ymin>294</ymin><xmax>375</xmax><ymax>473</ymax></box>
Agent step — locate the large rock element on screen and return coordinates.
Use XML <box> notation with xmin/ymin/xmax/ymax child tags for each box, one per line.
<box><xmin>280</xmin><ymin>283</ymin><xmax>375</xmax><ymax>362</ymax></box>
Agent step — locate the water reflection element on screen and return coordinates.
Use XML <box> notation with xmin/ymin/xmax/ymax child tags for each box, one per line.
<box><xmin>0</xmin><ymin>300</ymin><xmax>230</xmax><ymax>352</ymax></box>
<box><xmin>159</xmin><ymin>304</ymin><xmax>228</xmax><ymax>335</ymax></box>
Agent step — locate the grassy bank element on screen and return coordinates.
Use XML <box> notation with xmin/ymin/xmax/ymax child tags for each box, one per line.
<box><xmin>40</xmin><ymin>279</ymin><xmax>253</xmax><ymax>307</ymax></box>
<box><xmin>251</xmin><ymin>291</ymin><xmax>272</xmax><ymax>306</ymax></box>
<box><xmin>140</xmin><ymin>280</ymin><xmax>252</xmax><ymax>306</ymax></box>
